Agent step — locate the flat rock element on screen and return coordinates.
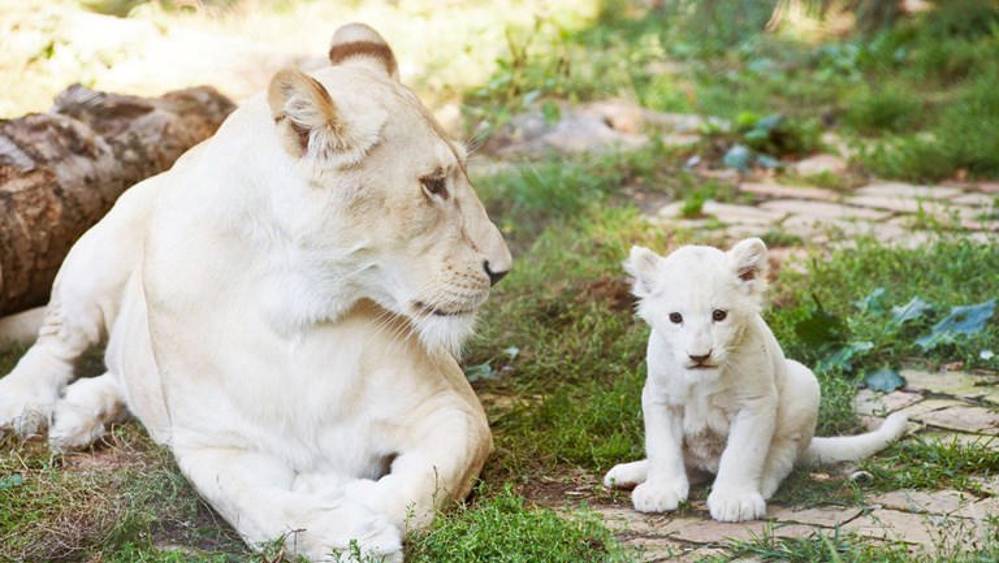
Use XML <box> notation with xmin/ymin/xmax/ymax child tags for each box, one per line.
<box><xmin>918</xmin><ymin>431</ymin><xmax>999</xmax><ymax>452</ymax></box>
<box><xmin>665</xmin><ymin>518</ymin><xmax>814</xmax><ymax>544</ymax></box>
<box><xmin>951</xmin><ymin>192</ymin><xmax>997</xmax><ymax>207</ymax></box>
<box><xmin>657</xmin><ymin>200</ymin><xmax>785</xmax><ymax>225</ymax></box>
<box><xmin>970</xmin><ymin>475</ymin><xmax>999</xmax><ymax>496</ymax></box>
<box><xmin>970</xmin><ymin>181</ymin><xmax>999</xmax><ymax>194</ymax></box>
<box><xmin>952</xmin><ymin>496</ymin><xmax>999</xmax><ymax>520</ymax></box>
<box><xmin>594</xmin><ymin>507</ymin><xmax>673</xmax><ymax>537</ymax></box>
<box><xmin>854</xmin><ymin>389</ymin><xmax>923</xmax><ymax>416</ymax></box>
<box><xmin>918</xmin><ymin>405</ymin><xmax>999</xmax><ymax>434</ymax></box>
<box><xmin>780</xmin><ymin>215</ymin><xmax>905</xmax><ymax>242</ymax></box>
<box><xmin>622</xmin><ymin>537</ymin><xmax>687</xmax><ymax>561</ymax></box>
<box><xmin>792</xmin><ymin>154</ymin><xmax>848</xmax><ymax>176</ymax></box>
<box><xmin>868</xmin><ymin>489</ymin><xmax>976</xmax><ymax>515</ymax></box>
<box><xmin>760</xmin><ymin>200</ymin><xmax>890</xmax><ymax>221</ymax></box>
<box><xmin>768</xmin><ymin>505</ymin><xmax>862</xmax><ymax>527</ymax></box>
<box><xmin>901</xmin><ymin>369</ymin><xmax>995</xmax><ymax>399</ymax></box>
<box><xmin>896</xmin><ymin>398</ymin><xmax>970</xmax><ymax>422</ymax></box>
<box><xmin>855</xmin><ymin>182</ymin><xmax>963</xmax><ymax>200</ymax></box>
<box><xmin>739</xmin><ymin>182</ymin><xmax>840</xmax><ymax>202</ymax></box>
<box><xmin>842</xmin><ymin>508</ymin><xmax>945</xmax><ymax>545</ymax></box>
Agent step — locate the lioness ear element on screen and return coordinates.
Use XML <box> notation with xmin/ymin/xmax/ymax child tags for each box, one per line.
<box><xmin>329</xmin><ymin>23</ymin><xmax>399</xmax><ymax>80</ymax></box>
<box><xmin>268</xmin><ymin>68</ymin><xmax>382</xmax><ymax>166</ymax></box>
<box><xmin>624</xmin><ymin>246</ymin><xmax>662</xmax><ymax>299</ymax></box>
<box><xmin>727</xmin><ymin>237</ymin><xmax>768</xmax><ymax>297</ymax></box>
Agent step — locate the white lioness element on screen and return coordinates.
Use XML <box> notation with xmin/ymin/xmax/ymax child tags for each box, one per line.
<box><xmin>0</xmin><ymin>24</ymin><xmax>511</xmax><ymax>561</ymax></box>
<box><xmin>604</xmin><ymin>238</ymin><xmax>908</xmax><ymax>522</ymax></box>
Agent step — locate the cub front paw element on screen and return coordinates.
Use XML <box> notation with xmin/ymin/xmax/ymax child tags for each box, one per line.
<box><xmin>631</xmin><ymin>480</ymin><xmax>689</xmax><ymax>513</ymax></box>
<box><xmin>707</xmin><ymin>488</ymin><xmax>766</xmax><ymax>522</ymax></box>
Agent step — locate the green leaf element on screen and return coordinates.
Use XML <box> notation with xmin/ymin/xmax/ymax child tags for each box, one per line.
<box><xmin>891</xmin><ymin>296</ymin><xmax>933</xmax><ymax>325</ymax></box>
<box><xmin>723</xmin><ymin>144</ymin><xmax>753</xmax><ymax>171</ymax></box>
<box><xmin>864</xmin><ymin>368</ymin><xmax>906</xmax><ymax>392</ymax></box>
<box><xmin>817</xmin><ymin>341</ymin><xmax>874</xmax><ymax>374</ymax></box>
<box><xmin>793</xmin><ymin>297</ymin><xmax>848</xmax><ymax>350</ymax></box>
<box><xmin>855</xmin><ymin>287</ymin><xmax>888</xmax><ymax>314</ymax></box>
<box><xmin>916</xmin><ymin>299</ymin><xmax>996</xmax><ymax>350</ymax></box>
<box><xmin>0</xmin><ymin>474</ymin><xmax>24</xmax><ymax>490</ymax></box>
<box><xmin>465</xmin><ymin>362</ymin><xmax>496</xmax><ymax>382</ymax></box>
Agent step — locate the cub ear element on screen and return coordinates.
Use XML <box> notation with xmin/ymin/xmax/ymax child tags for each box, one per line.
<box><xmin>623</xmin><ymin>246</ymin><xmax>662</xmax><ymax>298</ymax></box>
<box><xmin>329</xmin><ymin>23</ymin><xmax>399</xmax><ymax>80</ymax></box>
<box><xmin>727</xmin><ymin>237</ymin><xmax>768</xmax><ymax>297</ymax></box>
<box><xmin>267</xmin><ymin>67</ymin><xmax>382</xmax><ymax>166</ymax></box>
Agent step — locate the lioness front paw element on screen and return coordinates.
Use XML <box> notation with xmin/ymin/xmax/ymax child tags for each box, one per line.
<box><xmin>631</xmin><ymin>479</ymin><xmax>689</xmax><ymax>513</ymax></box>
<box><xmin>294</xmin><ymin>509</ymin><xmax>402</xmax><ymax>563</ymax></box>
<box><xmin>707</xmin><ymin>487</ymin><xmax>766</xmax><ymax>522</ymax></box>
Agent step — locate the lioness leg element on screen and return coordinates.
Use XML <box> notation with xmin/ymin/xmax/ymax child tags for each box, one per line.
<box><xmin>174</xmin><ymin>445</ymin><xmax>402</xmax><ymax>561</ymax></box>
<box><xmin>48</xmin><ymin>373</ymin><xmax>127</xmax><ymax>452</ymax></box>
<box><xmin>0</xmin><ymin>181</ymin><xmax>154</xmax><ymax>439</ymax></box>
<box><xmin>343</xmin><ymin>408</ymin><xmax>491</xmax><ymax>531</ymax></box>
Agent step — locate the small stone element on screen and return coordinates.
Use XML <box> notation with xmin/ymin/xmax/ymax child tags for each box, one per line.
<box><xmin>842</xmin><ymin>509</ymin><xmax>942</xmax><ymax>545</ymax></box>
<box><xmin>854</xmin><ymin>389</ymin><xmax>923</xmax><ymax>416</ymax></box>
<box><xmin>768</xmin><ymin>505</ymin><xmax>862</xmax><ymax>527</ymax></box>
<box><xmin>869</xmin><ymin>490</ymin><xmax>975</xmax><ymax>515</ymax></box>
<box><xmin>919</xmin><ymin>405</ymin><xmax>999</xmax><ymax>434</ymax></box>
<box><xmin>792</xmin><ymin>154</ymin><xmax>848</xmax><ymax>177</ymax></box>
<box><xmin>901</xmin><ymin>369</ymin><xmax>995</xmax><ymax>399</ymax></box>
<box><xmin>739</xmin><ymin>182</ymin><xmax>840</xmax><ymax>202</ymax></box>
<box><xmin>855</xmin><ymin>182</ymin><xmax>963</xmax><ymax>200</ymax></box>
<box><xmin>760</xmin><ymin>200</ymin><xmax>890</xmax><ymax>221</ymax></box>
<box><xmin>951</xmin><ymin>496</ymin><xmax>999</xmax><ymax>520</ymax></box>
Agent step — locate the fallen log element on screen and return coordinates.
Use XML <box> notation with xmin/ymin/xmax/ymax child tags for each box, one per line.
<box><xmin>0</xmin><ymin>84</ymin><xmax>235</xmax><ymax>315</ymax></box>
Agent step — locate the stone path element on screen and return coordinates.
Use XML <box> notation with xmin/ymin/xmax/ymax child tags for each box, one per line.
<box><xmin>548</xmin><ymin>370</ymin><xmax>998</xmax><ymax>561</ymax></box>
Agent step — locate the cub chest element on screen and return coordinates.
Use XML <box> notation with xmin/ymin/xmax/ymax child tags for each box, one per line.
<box><xmin>679</xmin><ymin>392</ymin><xmax>735</xmax><ymax>474</ymax></box>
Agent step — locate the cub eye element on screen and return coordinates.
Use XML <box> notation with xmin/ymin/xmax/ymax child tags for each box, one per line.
<box><xmin>669</xmin><ymin>312</ymin><xmax>683</xmax><ymax>324</ymax></box>
<box><xmin>421</xmin><ymin>176</ymin><xmax>448</xmax><ymax>199</ymax></box>
<box><xmin>712</xmin><ymin>309</ymin><xmax>728</xmax><ymax>322</ymax></box>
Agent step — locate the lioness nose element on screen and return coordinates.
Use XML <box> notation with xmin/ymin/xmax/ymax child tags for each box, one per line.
<box><xmin>484</xmin><ymin>260</ymin><xmax>509</xmax><ymax>286</ymax></box>
<box><xmin>688</xmin><ymin>351</ymin><xmax>712</xmax><ymax>363</ymax></box>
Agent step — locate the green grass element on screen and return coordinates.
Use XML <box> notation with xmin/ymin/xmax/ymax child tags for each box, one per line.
<box><xmin>407</xmin><ymin>485</ymin><xmax>625</xmax><ymax>562</ymax></box>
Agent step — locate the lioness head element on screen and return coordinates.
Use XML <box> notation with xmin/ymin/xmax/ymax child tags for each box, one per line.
<box><xmin>263</xmin><ymin>23</ymin><xmax>511</xmax><ymax>353</ymax></box>
<box><xmin>625</xmin><ymin>238</ymin><xmax>768</xmax><ymax>377</ymax></box>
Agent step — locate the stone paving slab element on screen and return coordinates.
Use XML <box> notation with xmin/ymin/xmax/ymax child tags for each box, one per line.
<box><xmin>667</xmin><ymin>518</ymin><xmax>815</xmax><ymax>544</ymax></box>
<box><xmin>854</xmin><ymin>389</ymin><xmax>923</xmax><ymax>416</ymax></box>
<box><xmin>760</xmin><ymin>199</ymin><xmax>891</xmax><ymax>221</ymax></box>
<box><xmin>844</xmin><ymin>195</ymin><xmax>978</xmax><ymax>219</ymax></box>
<box><xmin>842</xmin><ymin>509</ymin><xmax>945</xmax><ymax>545</ymax></box>
<box><xmin>951</xmin><ymin>192</ymin><xmax>997</xmax><ymax>207</ymax></box>
<box><xmin>918</xmin><ymin>405</ymin><xmax>999</xmax><ymax>435</ymax></box>
<box><xmin>855</xmin><ymin>182</ymin><xmax>964</xmax><ymax>200</ymax></box>
<box><xmin>739</xmin><ymin>182</ymin><xmax>840</xmax><ymax>202</ymax></box>
<box><xmin>868</xmin><ymin>489</ymin><xmax>977</xmax><ymax>515</ymax></box>
<box><xmin>622</xmin><ymin>537</ymin><xmax>686</xmax><ymax>561</ymax></box>
<box><xmin>657</xmin><ymin>200</ymin><xmax>786</xmax><ymax>225</ymax></box>
<box><xmin>780</xmin><ymin>215</ymin><xmax>905</xmax><ymax>242</ymax></box>
<box><xmin>902</xmin><ymin>369</ymin><xmax>996</xmax><ymax>399</ymax></box>
<box><xmin>767</xmin><ymin>505</ymin><xmax>863</xmax><ymax>527</ymax></box>
<box><xmin>919</xmin><ymin>431</ymin><xmax>999</xmax><ymax>451</ymax></box>
<box><xmin>952</xmin><ymin>496</ymin><xmax>999</xmax><ymax>520</ymax></box>
<box><xmin>895</xmin><ymin>398</ymin><xmax>970</xmax><ymax>421</ymax></box>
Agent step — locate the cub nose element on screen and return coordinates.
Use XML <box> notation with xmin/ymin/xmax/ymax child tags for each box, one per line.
<box><xmin>483</xmin><ymin>260</ymin><xmax>509</xmax><ymax>286</ymax></box>
<box><xmin>688</xmin><ymin>351</ymin><xmax>712</xmax><ymax>364</ymax></box>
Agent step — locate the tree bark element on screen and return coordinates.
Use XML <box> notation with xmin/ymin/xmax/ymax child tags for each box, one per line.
<box><xmin>0</xmin><ymin>84</ymin><xmax>235</xmax><ymax>316</ymax></box>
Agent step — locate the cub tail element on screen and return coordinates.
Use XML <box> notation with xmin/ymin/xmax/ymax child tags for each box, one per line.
<box><xmin>0</xmin><ymin>307</ymin><xmax>46</xmax><ymax>346</ymax></box>
<box><xmin>801</xmin><ymin>412</ymin><xmax>909</xmax><ymax>465</ymax></box>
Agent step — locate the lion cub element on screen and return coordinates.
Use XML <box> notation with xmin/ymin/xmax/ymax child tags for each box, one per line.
<box><xmin>604</xmin><ymin>238</ymin><xmax>908</xmax><ymax>522</ymax></box>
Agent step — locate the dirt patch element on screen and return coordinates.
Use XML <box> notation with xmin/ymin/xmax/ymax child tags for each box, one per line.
<box><xmin>576</xmin><ymin>276</ymin><xmax>636</xmax><ymax>313</ymax></box>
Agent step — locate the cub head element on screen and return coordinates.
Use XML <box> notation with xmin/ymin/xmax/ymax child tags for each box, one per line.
<box><xmin>264</xmin><ymin>23</ymin><xmax>511</xmax><ymax>353</ymax></box>
<box><xmin>624</xmin><ymin>238</ymin><xmax>768</xmax><ymax>377</ymax></box>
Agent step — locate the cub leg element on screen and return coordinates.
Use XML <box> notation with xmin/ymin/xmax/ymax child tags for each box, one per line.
<box><xmin>342</xmin><ymin>407</ymin><xmax>492</xmax><ymax>531</ymax></box>
<box><xmin>630</xmin><ymin>383</ymin><xmax>688</xmax><ymax>513</ymax></box>
<box><xmin>174</xmin><ymin>445</ymin><xmax>402</xmax><ymax>562</ymax></box>
<box><xmin>603</xmin><ymin>460</ymin><xmax>648</xmax><ymax>489</ymax></box>
<box><xmin>48</xmin><ymin>373</ymin><xmax>127</xmax><ymax>453</ymax></box>
<box><xmin>0</xmin><ymin>181</ymin><xmax>154</xmax><ymax>439</ymax></box>
<box><xmin>760</xmin><ymin>439</ymin><xmax>800</xmax><ymax>499</ymax></box>
<box><xmin>761</xmin><ymin>360</ymin><xmax>820</xmax><ymax>499</ymax></box>
<box><xmin>707</xmin><ymin>398</ymin><xmax>776</xmax><ymax>522</ymax></box>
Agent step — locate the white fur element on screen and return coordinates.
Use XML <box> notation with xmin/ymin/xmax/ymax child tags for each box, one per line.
<box><xmin>0</xmin><ymin>25</ymin><xmax>511</xmax><ymax>562</ymax></box>
<box><xmin>604</xmin><ymin>238</ymin><xmax>908</xmax><ymax>522</ymax></box>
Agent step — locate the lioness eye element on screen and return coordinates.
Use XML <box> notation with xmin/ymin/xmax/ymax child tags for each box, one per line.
<box><xmin>712</xmin><ymin>309</ymin><xmax>728</xmax><ymax>322</ymax></box>
<box><xmin>421</xmin><ymin>176</ymin><xmax>448</xmax><ymax>199</ymax></box>
<box><xmin>669</xmin><ymin>312</ymin><xmax>683</xmax><ymax>324</ymax></box>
